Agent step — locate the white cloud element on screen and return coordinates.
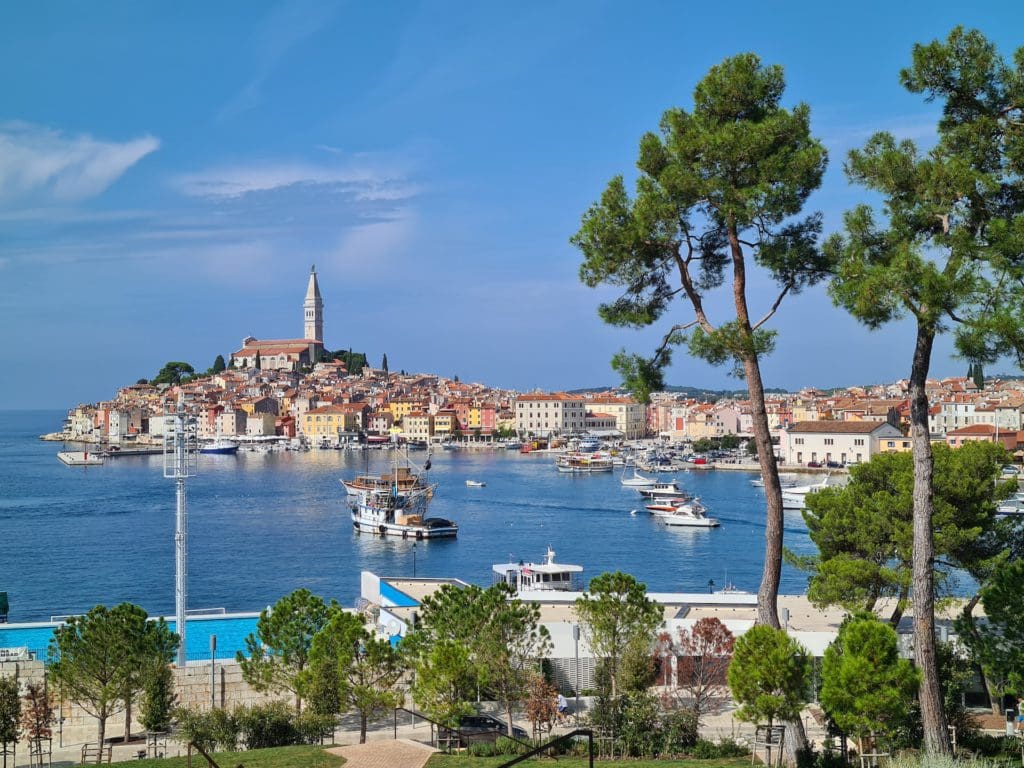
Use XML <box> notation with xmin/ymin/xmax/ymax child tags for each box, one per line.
<box><xmin>0</xmin><ymin>122</ymin><xmax>159</xmax><ymax>202</ymax></box>
<box><xmin>176</xmin><ymin>160</ymin><xmax>419</xmax><ymax>202</ymax></box>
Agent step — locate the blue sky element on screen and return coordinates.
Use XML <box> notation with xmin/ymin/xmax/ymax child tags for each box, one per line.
<box><xmin>2</xmin><ymin>1</ymin><xmax>1022</xmax><ymax>409</ymax></box>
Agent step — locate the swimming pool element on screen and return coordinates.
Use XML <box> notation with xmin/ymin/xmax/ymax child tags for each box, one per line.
<box><xmin>0</xmin><ymin>612</ymin><xmax>260</xmax><ymax>664</ymax></box>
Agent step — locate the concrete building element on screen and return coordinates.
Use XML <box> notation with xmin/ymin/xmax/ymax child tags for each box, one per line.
<box><xmin>782</xmin><ymin>420</ymin><xmax>903</xmax><ymax>466</ymax></box>
<box><xmin>515</xmin><ymin>393</ymin><xmax>587</xmax><ymax>436</ymax></box>
<box><xmin>585</xmin><ymin>396</ymin><xmax>648</xmax><ymax>439</ymax></box>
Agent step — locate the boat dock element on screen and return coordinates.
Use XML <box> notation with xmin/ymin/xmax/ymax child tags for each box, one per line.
<box><xmin>56</xmin><ymin>451</ymin><xmax>104</xmax><ymax>466</ymax></box>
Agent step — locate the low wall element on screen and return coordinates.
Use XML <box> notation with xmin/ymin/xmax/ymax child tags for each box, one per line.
<box><xmin>0</xmin><ymin>659</ymin><xmax>276</xmax><ymax>749</ymax></box>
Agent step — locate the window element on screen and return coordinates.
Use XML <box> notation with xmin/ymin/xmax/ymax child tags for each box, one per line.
<box><xmin>794</xmin><ymin>437</ymin><xmax>804</xmax><ymax>445</ymax></box>
<box><xmin>824</xmin><ymin>438</ymin><xmax>834</xmax><ymax>446</ymax></box>
<box><xmin>887</xmin><ymin>441</ymin><xmax>895</xmax><ymax>448</ymax></box>
<box><xmin>854</xmin><ymin>439</ymin><xmax>864</xmax><ymax>446</ymax></box>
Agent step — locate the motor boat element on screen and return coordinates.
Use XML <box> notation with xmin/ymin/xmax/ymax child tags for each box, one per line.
<box><xmin>661</xmin><ymin>497</ymin><xmax>719</xmax><ymax>528</ymax></box>
<box><xmin>637</xmin><ymin>480</ymin><xmax>688</xmax><ymax>498</ymax></box>
<box><xmin>465</xmin><ymin>480</ymin><xmax>486</xmax><ymax>488</ymax></box>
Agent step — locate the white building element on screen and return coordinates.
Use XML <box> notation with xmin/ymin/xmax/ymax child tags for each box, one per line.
<box><xmin>515</xmin><ymin>393</ymin><xmax>587</xmax><ymax>436</ymax></box>
<box><xmin>782</xmin><ymin>420</ymin><xmax>903</xmax><ymax>466</ymax></box>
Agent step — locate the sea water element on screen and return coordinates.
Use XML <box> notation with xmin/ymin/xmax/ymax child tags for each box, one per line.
<box><xmin>0</xmin><ymin>411</ymin><xmax>814</xmax><ymax>626</ymax></box>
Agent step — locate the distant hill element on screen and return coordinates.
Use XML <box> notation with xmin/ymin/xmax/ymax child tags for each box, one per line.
<box><xmin>565</xmin><ymin>384</ymin><xmax>790</xmax><ymax>400</ymax></box>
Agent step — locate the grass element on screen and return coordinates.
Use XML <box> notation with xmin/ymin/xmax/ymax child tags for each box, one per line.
<box><xmin>427</xmin><ymin>757</ymin><xmax>751</xmax><ymax>768</ymax></box>
<box><xmin>127</xmin><ymin>745</ymin><xmax>344</xmax><ymax>768</ymax></box>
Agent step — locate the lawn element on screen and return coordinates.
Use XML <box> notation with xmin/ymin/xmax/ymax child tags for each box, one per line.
<box><xmin>427</xmin><ymin>757</ymin><xmax>751</xmax><ymax>768</ymax></box>
<box><xmin>128</xmin><ymin>745</ymin><xmax>344</xmax><ymax>768</ymax></box>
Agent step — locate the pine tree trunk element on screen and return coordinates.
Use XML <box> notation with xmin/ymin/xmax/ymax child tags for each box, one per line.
<box><xmin>908</xmin><ymin>323</ymin><xmax>951</xmax><ymax>755</ymax></box>
<box><xmin>727</xmin><ymin>225</ymin><xmax>782</xmax><ymax>630</ymax></box>
<box><xmin>359</xmin><ymin>714</ymin><xmax>367</xmax><ymax>744</ymax></box>
<box><xmin>96</xmin><ymin>712</ymin><xmax>106</xmax><ymax>764</ymax></box>
<box><xmin>124</xmin><ymin>694</ymin><xmax>131</xmax><ymax>745</ymax></box>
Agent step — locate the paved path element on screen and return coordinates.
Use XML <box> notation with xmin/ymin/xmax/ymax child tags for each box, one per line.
<box><xmin>327</xmin><ymin>738</ymin><xmax>436</xmax><ymax>768</ymax></box>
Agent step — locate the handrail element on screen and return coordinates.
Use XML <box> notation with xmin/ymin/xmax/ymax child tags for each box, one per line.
<box><xmin>392</xmin><ymin>707</ymin><xmax>534</xmax><ymax>752</ymax></box>
<box><xmin>497</xmin><ymin>728</ymin><xmax>593</xmax><ymax>768</ymax></box>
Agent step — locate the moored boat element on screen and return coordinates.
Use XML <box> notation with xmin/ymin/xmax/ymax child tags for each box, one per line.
<box><xmin>199</xmin><ymin>438</ymin><xmax>239</xmax><ymax>455</ymax></box>
<box><xmin>465</xmin><ymin>480</ymin><xmax>486</xmax><ymax>488</ymax></box>
<box><xmin>555</xmin><ymin>452</ymin><xmax>615</xmax><ymax>473</ymax></box>
<box><xmin>637</xmin><ymin>480</ymin><xmax>688</xmax><ymax>498</ymax></box>
<box><xmin>344</xmin><ymin>452</ymin><xmax>456</xmax><ymax>539</ymax></box>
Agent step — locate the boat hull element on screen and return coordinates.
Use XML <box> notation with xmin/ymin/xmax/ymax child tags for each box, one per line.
<box><xmin>351</xmin><ymin>513</ymin><xmax>458</xmax><ymax>539</ymax></box>
<box><xmin>199</xmin><ymin>445</ymin><xmax>239</xmax><ymax>455</ymax></box>
<box><xmin>663</xmin><ymin>516</ymin><xmax>720</xmax><ymax>528</ymax></box>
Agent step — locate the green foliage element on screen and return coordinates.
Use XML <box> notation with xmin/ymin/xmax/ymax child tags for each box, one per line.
<box><xmin>691</xmin><ymin>737</ymin><xmax>750</xmax><ymax>758</ymax></box>
<box><xmin>210</xmin><ymin>355</ymin><xmax>227</xmax><ymax>375</ymax></box>
<box><xmin>819</xmin><ymin>615</ymin><xmax>919</xmax><ymax>750</ymax></box>
<box><xmin>409</xmin><ymin>640</ymin><xmax>476</xmax><ymax>728</ymax></box>
<box><xmin>408</xmin><ymin>583</ymin><xmax>550</xmax><ymax>735</ymax></box>
<box><xmin>292</xmin><ymin>712</ymin><xmax>335</xmax><ymax>746</ymax></box>
<box><xmin>139</xmin><ymin>659</ymin><xmax>176</xmax><ymax>733</ymax></box>
<box><xmin>238</xmin><ymin>589</ymin><xmax>340</xmax><ymax>711</ymax></box>
<box><xmin>236</xmin><ymin>702</ymin><xmax>300</xmax><ymax>750</ymax></box>
<box><xmin>790</xmin><ymin>442</ymin><xmax>1013</xmax><ymax>620</ymax></box>
<box><xmin>727</xmin><ymin>625</ymin><xmax>810</xmax><ymax>726</ymax></box>
<box><xmin>575</xmin><ymin>572</ymin><xmax>662</xmax><ymax>699</ymax></box>
<box><xmin>957</xmin><ymin>558</ymin><xmax>1024</xmax><ymax>694</ymax></box>
<box><xmin>572</xmin><ymin>52</ymin><xmax>828</xmax><ymax>399</ymax></box>
<box><xmin>326</xmin><ymin>349</ymin><xmax>366</xmax><ymax>375</ymax></box>
<box><xmin>302</xmin><ymin>610</ymin><xmax>404</xmax><ymax>742</ymax></box>
<box><xmin>618</xmin><ymin>691</ymin><xmax>660</xmax><ymax>757</ymax></box>
<box><xmin>0</xmin><ymin>675</ymin><xmax>20</xmax><ymax>745</ymax></box>
<box><xmin>173</xmin><ymin>707</ymin><xmax>239</xmax><ymax>752</ymax></box>
<box><xmin>660</xmin><ymin>707</ymin><xmax>699</xmax><ymax>754</ymax></box>
<box><xmin>152</xmin><ymin>362</ymin><xmax>195</xmax><ymax>386</ymax></box>
<box><xmin>48</xmin><ymin>603</ymin><xmax>178</xmax><ymax>748</ymax></box>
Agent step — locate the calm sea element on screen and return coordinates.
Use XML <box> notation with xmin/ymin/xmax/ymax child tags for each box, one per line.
<box><xmin>0</xmin><ymin>410</ymin><xmax>814</xmax><ymax>623</ymax></box>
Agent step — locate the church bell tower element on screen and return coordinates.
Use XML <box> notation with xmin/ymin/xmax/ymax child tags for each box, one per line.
<box><xmin>304</xmin><ymin>265</ymin><xmax>323</xmax><ymax>342</ymax></box>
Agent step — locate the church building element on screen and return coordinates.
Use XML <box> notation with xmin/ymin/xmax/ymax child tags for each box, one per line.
<box><xmin>231</xmin><ymin>267</ymin><xmax>326</xmax><ymax>372</ymax></box>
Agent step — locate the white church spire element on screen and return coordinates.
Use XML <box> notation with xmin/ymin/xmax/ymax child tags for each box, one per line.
<box><xmin>304</xmin><ymin>265</ymin><xmax>323</xmax><ymax>341</ymax></box>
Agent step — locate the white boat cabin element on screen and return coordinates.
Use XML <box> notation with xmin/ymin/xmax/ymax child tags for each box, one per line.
<box><xmin>492</xmin><ymin>547</ymin><xmax>583</xmax><ymax>593</ymax></box>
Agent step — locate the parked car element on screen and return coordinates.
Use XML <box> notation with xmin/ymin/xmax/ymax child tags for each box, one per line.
<box><xmin>807</xmin><ymin>461</ymin><xmax>822</xmax><ymax>468</ymax></box>
<box><xmin>439</xmin><ymin>714</ymin><xmax>528</xmax><ymax>746</ymax></box>
<box><xmin>1001</xmin><ymin>465</ymin><xmax>1020</xmax><ymax>475</ymax></box>
<box><xmin>825</xmin><ymin>460</ymin><xmax>843</xmax><ymax>469</ymax></box>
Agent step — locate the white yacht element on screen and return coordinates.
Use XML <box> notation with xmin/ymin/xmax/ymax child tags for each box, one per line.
<box><xmin>637</xmin><ymin>480</ymin><xmax>688</xmax><ymax>498</ymax></box>
<box><xmin>662</xmin><ymin>497</ymin><xmax>720</xmax><ymax>528</ymax></box>
<box><xmin>621</xmin><ymin>466</ymin><xmax>656</xmax><ymax>487</ymax></box>
<box><xmin>781</xmin><ymin>474</ymin><xmax>839</xmax><ymax>510</ymax></box>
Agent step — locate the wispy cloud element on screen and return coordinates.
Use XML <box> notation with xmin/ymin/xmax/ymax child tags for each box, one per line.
<box><xmin>819</xmin><ymin>112</ymin><xmax>940</xmax><ymax>154</ymax></box>
<box><xmin>218</xmin><ymin>0</ymin><xmax>336</xmax><ymax>122</ymax></box>
<box><xmin>175</xmin><ymin>156</ymin><xmax>419</xmax><ymax>202</ymax></box>
<box><xmin>326</xmin><ymin>208</ymin><xmax>417</xmax><ymax>278</ymax></box>
<box><xmin>0</xmin><ymin>122</ymin><xmax>159</xmax><ymax>203</ymax></box>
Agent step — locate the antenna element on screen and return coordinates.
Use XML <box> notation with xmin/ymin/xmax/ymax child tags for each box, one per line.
<box><xmin>164</xmin><ymin>394</ymin><xmax>197</xmax><ymax>668</ymax></box>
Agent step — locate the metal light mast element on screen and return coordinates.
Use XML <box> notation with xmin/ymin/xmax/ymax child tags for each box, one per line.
<box><xmin>163</xmin><ymin>394</ymin><xmax>197</xmax><ymax>668</ymax></box>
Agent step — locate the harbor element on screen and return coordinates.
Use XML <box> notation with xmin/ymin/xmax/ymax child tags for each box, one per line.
<box><xmin>2</xmin><ymin>410</ymin><xmax>816</xmax><ymax>627</ymax></box>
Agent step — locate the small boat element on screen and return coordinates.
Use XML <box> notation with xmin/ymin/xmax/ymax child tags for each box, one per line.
<box><xmin>637</xmin><ymin>480</ymin><xmax>688</xmax><ymax>498</ymax></box>
<box><xmin>781</xmin><ymin>474</ymin><xmax>838</xmax><ymax>510</ymax></box>
<box><xmin>645</xmin><ymin>497</ymin><xmax>692</xmax><ymax>515</ymax></box>
<box><xmin>199</xmin><ymin>438</ymin><xmax>239</xmax><ymax>455</ymax></box>
<box><xmin>621</xmin><ymin>466</ymin><xmax>656</xmax><ymax>487</ymax></box>
<box><xmin>662</xmin><ymin>498</ymin><xmax>719</xmax><ymax>528</ymax></box>
<box><xmin>751</xmin><ymin>475</ymin><xmax>799</xmax><ymax>488</ymax></box>
<box><xmin>465</xmin><ymin>480</ymin><xmax>486</xmax><ymax>488</ymax></box>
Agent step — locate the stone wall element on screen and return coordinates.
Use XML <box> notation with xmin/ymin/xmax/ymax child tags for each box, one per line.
<box><xmin>0</xmin><ymin>659</ymin><xmax>278</xmax><ymax>749</ymax></box>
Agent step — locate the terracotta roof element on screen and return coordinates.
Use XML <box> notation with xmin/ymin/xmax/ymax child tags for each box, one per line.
<box><xmin>946</xmin><ymin>424</ymin><xmax>1000</xmax><ymax>436</ymax></box>
<box><xmin>787</xmin><ymin>420</ymin><xmax>896</xmax><ymax>434</ymax></box>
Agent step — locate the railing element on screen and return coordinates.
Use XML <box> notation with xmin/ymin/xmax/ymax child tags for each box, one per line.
<box><xmin>187</xmin><ymin>741</ymin><xmax>222</xmax><ymax>768</ymax></box>
<box><xmin>497</xmin><ymin>728</ymin><xmax>594</xmax><ymax>768</ymax></box>
<box><xmin>391</xmin><ymin>707</ymin><xmax>534</xmax><ymax>752</ymax></box>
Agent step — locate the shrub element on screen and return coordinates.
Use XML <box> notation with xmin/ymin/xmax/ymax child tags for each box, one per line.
<box><xmin>692</xmin><ymin>736</ymin><xmax>749</xmax><ymax>759</ymax></box>
<box><xmin>619</xmin><ymin>692</ymin><xmax>660</xmax><ymax>757</ymax></box>
<box><xmin>494</xmin><ymin>736</ymin><xmax>524</xmax><ymax>755</ymax></box>
<box><xmin>293</xmin><ymin>712</ymin><xmax>335</xmax><ymax>745</ymax></box>
<box><xmin>235</xmin><ymin>702</ymin><xmax>298</xmax><ymax>749</ymax></box>
<box><xmin>466</xmin><ymin>741</ymin><xmax>496</xmax><ymax>757</ymax></box>
<box><xmin>661</xmin><ymin>707</ymin><xmax>699</xmax><ymax>754</ymax></box>
<box><xmin>173</xmin><ymin>707</ymin><xmax>239</xmax><ymax>752</ymax></box>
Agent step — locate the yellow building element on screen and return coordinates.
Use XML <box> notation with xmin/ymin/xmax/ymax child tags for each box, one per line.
<box><xmin>434</xmin><ymin>410</ymin><xmax>456</xmax><ymax>437</ymax></box>
<box><xmin>388</xmin><ymin>398</ymin><xmax>427</xmax><ymax>423</ymax></box>
<box><xmin>404</xmin><ymin>412</ymin><xmax>434</xmax><ymax>440</ymax></box>
<box><xmin>303</xmin><ymin>405</ymin><xmax>360</xmax><ymax>441</ymax></box>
